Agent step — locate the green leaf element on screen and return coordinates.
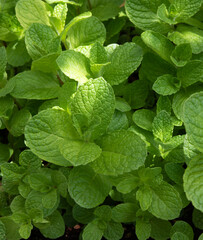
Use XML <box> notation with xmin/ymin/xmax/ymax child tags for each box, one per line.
<box><xmin>59</xmin><ymin>139</ymin><xmax>102</xmax><ymax>166</ymax></box>
<box><xmin>42</xmin><ymin>189</ymin><xmax>58</xmax><ymax>209</ymax></box>
<box><xmin>0</xmin><ymin>220</ymin><xmax>6</xmax><ymax>240</ymax></box>
<box><xmin>177</xmin><ymin>60</ymin><xmax>203</xmax><ymax>88</ymax></box>
<box><xmin>8</xmin><ymin>108</ymin><xmax>31</xmax><ymax>137</ymax></box>
<box><xmin>71</xmin><ymin>77</ymin><xmax>115</xmax><ymax>140</ymax></box>
<box><xmin>150</xmin><ymin>218</ymin><xmax>172</xmax><ymax>240</ymax></box>
<box><xmin>183</xmin><ymin>92</ymin><xmax>203</xmax><ymax>152</ymax></box>
<box><xmin>123</xmin><ymin>80</ymin><xmax>149</xmax><ymax>109</ymax></box>
<box><xmin>152</xmin><ymin>110</ymin><xmax>173</xmax><ymax>142</ymax></box>
<box><xmin>112</xmin><ymin>203</ymin><xmax>138</xmax><ymax>223</ymax></box>
<box><xmin>15</xmin><ymin>0</ymin><xmax>50</xmax><ymax>29</ymax></box>
<box><xmin>168</xmin><ymin>25</ymin><xmax>203</xmax><ymax>54</ymax></box>
<box><xmin>0</xmin><ymin>13</ymin><xmax>23</xmax><ymax>42</ymax></box>
<box><xmin>115</xmin><ymin>97</ymin><xmax>131</xmax><ymax>113</ymax></box>
<box><xmin>172</xmin><ymin>85</ymin><xmax>203</xmax><ymax>121</ymax></box>
<box><xmin>0</xmin><ymin>46</ymin><xmax>7</xmax><ymax>84</ymax></box>
<box><xmin>125</xmin><ymin>0</ymin><xmax>171</xmax><ymax>33</ymax></box>
<box><xmin>28</xmin><ymin>172</ymin><xmax>52</xmax><ymax>193</ymax></box>
<box><xmin>164</xmin><ymin>163</ymin><xmax>184</xmax><ymax>184</ymax></box>
<box><xmin>25</xmin><ymin>23</ymin><xmax>61</xmax><ymax>61</ymax></box>
<box><xmin>19</xmin><ymin>223</ymin><xmax>33</xmax><ymax>239</ymax></box>
<box><xmin>90</xmin><ymin>130</ymin><xmax>147</xmax><ymax>176</ymax></box>
<box><xmin>39</xmin><ymin>211</ymin><xmax>65</xmax><ymax>239</ymax></box>
<box><xmin>82</xmin><ymin>219</ymin><xmax>105</xmax><ymax>240</ymax></box>
<box><xmin>171</xmin><ymin>0</ymin><xmax>202</xmax><ymax>20</ymax></box>
<box><xmin>148</xmin><ymin>182</ymin><xmax>182</xmax><ymax>220</ymax></box>
<box><xmin>57</xmin><ymin>50</ymin><xmax>92</xmax><ymax>84</ymax></box>
<box><xmin>135</xmin><ymin>219</ymin><xmax>151</xmax><ymax>240</ymax></box>
<box><xmin>116</xmin><ymin>175</ymin><xmax>140</xmax><ymax>194</ymax></box>
<box><xmin>199</xmin><ymin>234</ymin><xmax>203</xmax><ymax>240</ymax></box>
<box><xmin>72</xmin><ymin>204</ymin><xmax>95</xmax><ymax>224</ymax></box>
<box><xmin>6</xmin><ymin>39</ymin><xmax>30</xmax><ymax>67</ymax></box>
<box><xmin>94</xmin><ymin>205</ymin><xmax>112</xmax><ymax>222</ymax></box>
<box><xmin>10</xmin><ymin>195</ymin><xmax>25</xmax><ymax>213</ymax></box>
<box><xmin>107</xmin><ymin>111</ymin><xmax>129</xmax><ymax>133</ymax></box>
<box><xmin>170</xmin><ymin>43</ymin><xmax>192</xmax><ymax>67</ymax></box>
<box><xmin>68</xmin><ymin>166</ymin><xmax>111</xmax><ymax>208</ymax></box>
<box><xmin>0</xmin><ymin>96</ymin><xmax>14</xmax><ymax>119</ymax></box>
<box><xmin>25</xmin><ymin>190</ymin><xmax>59</xmax><ymax>217</ymax></box>
<box><xmin>9</xmin><ymin>71</ymin><xmax>60</xmax><ymax>100</ymax></box>
<box><xmin>90</xmin><ymin>0</ymin><xmax>121</xmax><ymax>21</ymax></box>
<box><xmin>136</xmin><ymin>186</ymin><xmax>152</xmax><ymax>211</ymax></box>
<box><xmin>103</xmin><ymin>221</ymin><xmax>124</xmax><ymax>240</ymax></box>
<box><xmin>102</xmin><ymin>42</ymin><xmax>143</xmax><ymax>85</ymax></box>
<box><xmin>0</xmin><ymin>217</ymin><xmax>21</xmax><ymax>240</ymax></box>
<box><xmin>183</xmin><ymin>154</ymin><xmax>203</xmax><ymax>212</ymax></box>
<box><xmin>90</xmin><ymin>42</ymin><xmax>108</xmax><ymax>64</ymax></box>
<box><xmin>170</xmin><ymin>221</ymin><xmax>194</xmax><ymax>240</ymax></box>
<box><xmin>152</xmin><ymin>74</ymin><xmax>181</xmax><ymax>96</ymax></box>
<box><xmin>65</xmin><ymin>16</ymin><xmax>106</xmax><ymax>49</ymax></box>
<box><xmin>133</xmin><ymin>109</ymin><xmax>156</xmax><ymax>131</ymax></box>
<box><xmin>19</xmin><ymin>150</ymin><xmax>41</xmax><ymax>169</ymax></box>
<box><xmin>157</xmin><ymin>95</ymin><xmax>171</xmax><ymax>114</ymax></box>
<box><xmin>0</xmin><ymin>143</ymin><xmax>13</xmax><ymax>164</ymax></box>
<box><xmin>192</xmin><ymin>209</ymin><xmax>203</xmax><ymax>230</ymax></box>
<box><xmin>25</xmin><ymin>108</ymin><xmax>80</xmax><ymax>166</ymax></box>
<box><xmin>141</xmin><ymin>30</ymin><xmax>174</xmax><ymax>63</ymax></box>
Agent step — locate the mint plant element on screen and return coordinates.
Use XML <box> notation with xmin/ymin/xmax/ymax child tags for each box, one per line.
<box><xmin>0</xmin><ymin>0</ymin><xmax>203</xmax><ymax>239</ymax></box>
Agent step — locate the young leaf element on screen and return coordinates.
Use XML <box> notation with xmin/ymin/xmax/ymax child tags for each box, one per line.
<box><xmin>152</xmin><ymin>74</ymin><xmax>181</xmax><ymax>96</ymax></box>
<box><xmin>82</xmin><ymin>219</ymin><xmax>105</xmax><ymax>240</ymax></box>
<box><xmin>152</xmin><ymin>110</ymin><xmax>174</xmax><ymax>142</ymax></box>
<box><xmin>71</xmin><ymin>77</ymin><xmax>115</xmax><ymax>140</ymax></box>
<box><xmin>168</xmin><ymin>25</ymin><xmax>203</xmax><ymax>54</ymax></box>
<box><xmin>170</xmin><ymin>43</ymin><xmax>192</xmax><ymax>67</ymax></box>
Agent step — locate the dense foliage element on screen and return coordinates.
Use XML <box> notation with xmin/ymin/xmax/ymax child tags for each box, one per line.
<box><xmin>0</xmin><ymin>0</ymin><xmax>203</xmax><ymax>239</ymax></box>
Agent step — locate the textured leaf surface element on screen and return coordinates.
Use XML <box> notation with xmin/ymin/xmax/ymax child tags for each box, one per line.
<box><xmin>148</xmin><ymin>182</ymin><xmax>182</xmax><ymax>220</ymax></box>
<box><xmin>152</xmin><ymin>74</ymin><xmax>181</xmax><ymax>96</ymax></box>
<box><xmin>91</xmin><ymin>130</ymin><xmax>147</xmax><ymax>176</ymax></box>
<box><xmin>125</xmin><ymin>0</ymin><xmax>171</xmax><ymax>33</ymax></box>
<box><xmin>141</xmin><ymin>30</ymin><xmax>174</xmax><ymax>63</ymax></box>
<box><xmin>66</xmin><ymin>16</ymin><xmax>106</xmax><ymax>49</ymax></box>
<box><xmin>68</xmin><ymin>166</ymin><xmax>111</xmax><ymax>208</ymax></box>
<box><xmin>102</xmin><ymin>43</ymin><xmax>143</xmax><ymax>85</ymax></box>
<box><xmin>25</xmin><ymin>108</ymin><xmax>79</xmax><ymax>166</ymax></box>
<box><xmin>71</xmin><ymin>77</ymin><xmax>115</xmax><ymax>140</ymax></box>
<box><xmin>25</xmin><ymin>23</ymin><xmax>61</xmax><ymax>60</ymax></box>
<box><xmin>57</xmin><ymin>50</ymin><xmax>92</xmax><ymax>83</ymax></box>
<box><xmin>183</xmin><ymin>92</ymin><xmax>203</xmax><ymax>152</ymax></box>
<box><xmin>183</xmin><ymin>154</ymin><xmax>203</xmax><ymax>212</ymax></box>
<box><xmin>16</xmin><ymin>0</ymin><xmax>50</xmax><ymax>29</ymax></box>
<box><xmin>152</xmin><ymin>110</ymin><xmax>174</xmax><ymax>142</ymax></box>
<box><xmin>9</xmin><ymin>71</ymin><xmax>60</xmax><ymax>100</ymax></box>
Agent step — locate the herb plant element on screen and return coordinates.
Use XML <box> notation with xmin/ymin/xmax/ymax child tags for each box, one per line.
<box><xmin>0</xmin><ymin>0</ymin><xmax>203</xmax><ymax>239</ymax></box>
